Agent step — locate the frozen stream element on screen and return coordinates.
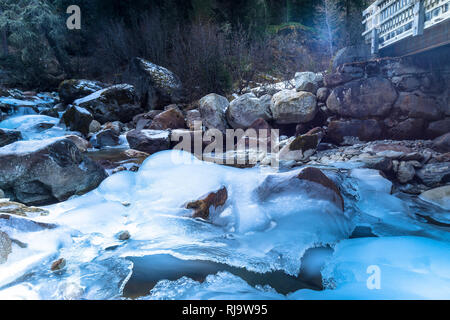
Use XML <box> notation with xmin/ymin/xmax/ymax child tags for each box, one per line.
<box><xmin>0</xmin><ymin>150</ymin><xmax>449</xmax><ymax>300</ymax></box>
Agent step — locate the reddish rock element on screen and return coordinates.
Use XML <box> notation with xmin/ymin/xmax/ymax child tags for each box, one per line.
<box><xmin>297</xmin><ymin>167</ymin><xmax>344</xmax><ymax>211</ymax></box>
<box><xmin>61</xmin><ymin>105</ymin><xmax>93</xmax><ymax>136</ymax></box>
<box><xmin>51</xmin><ymin>258</ymin><xmax>66</xmax><ymax>271</ymax></box>
<box><xmin>327</xmin><ymin>119</ymin><xmax>383</xmax><ymax>144</ymax></box>
<box><xmin>387</xmin><ymin>118</ymin><xmax>425</xmax><ymax>140</ymax></box>
<box><xmin>186</xmin><ymin>187</ymin><xmax>228</xmax><ymax>220</ymax></box>
<box><xmin>394</xmin><ymin>92</ymin><xmax>443</xmax><ymax>121</ymax></box>
<box><xmin>149</xmin><ymin>108</ymin><xmax>186</xmax><ymax>130</ymax></box>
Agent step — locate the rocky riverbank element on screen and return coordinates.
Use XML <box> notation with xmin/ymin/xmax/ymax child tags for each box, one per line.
<box><xmin>0</xmin><ymin>53</ymin><xmax>449</xmax><ymax>300</ymax></box>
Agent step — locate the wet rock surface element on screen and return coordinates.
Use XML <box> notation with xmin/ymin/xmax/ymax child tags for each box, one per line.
<box><xmin>186</xmin><ymin>186</ymin><xmax>228</xmax><ymax>220</ymax></box>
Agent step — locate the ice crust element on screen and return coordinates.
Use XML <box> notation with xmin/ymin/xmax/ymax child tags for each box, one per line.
<box><xmin>0</xmin><ymin>150</ymin><xmax>449</xmax><ymax>300</ymax></box>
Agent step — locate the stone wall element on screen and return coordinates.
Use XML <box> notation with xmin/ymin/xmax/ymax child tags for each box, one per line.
<box><xmin>321</xmin><ymin>46</ymin><xmax>450</xmax><ymax>144</ymax></box>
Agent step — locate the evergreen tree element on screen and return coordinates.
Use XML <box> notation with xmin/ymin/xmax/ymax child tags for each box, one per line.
<box><xmin>0</xmin><ymin>0</ymin><xmax>69</xmax><ymax>85</ymax></box>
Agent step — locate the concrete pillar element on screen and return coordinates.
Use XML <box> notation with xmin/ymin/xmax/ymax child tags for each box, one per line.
<box><xmin>371</xmin><ymin>28</ymin><xmax>379</xmax><ymax>55</ymax></box>
<box><xmin>413</xmin><ymin>0</ymin><xmax>425</xmax><ymax>36</ymax></box>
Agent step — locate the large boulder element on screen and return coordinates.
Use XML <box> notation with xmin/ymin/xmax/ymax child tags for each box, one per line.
<box><xmin>316</xmin><ymin>87</ymin><xmax>330</xmax><ymax>102</ymax></box>
<box><xmin>126</xmin><ymin>129</ymin><xmax>170</xmax><ymax>154</ymax></box>
<box><xmin>279</xmin><ymin>129</ymin><xmax>324</xmax><ymax>162</ymax></box>
<box><xmin>391</xmin><ymin>75</ymin><xmax>421</xmax><ymax>92</ymax></box>
<box><xmin>416</xmin><ymin>162</ymin><xmax>450</xmax><ymax>187</ymax></box>
<box><xmin>432</xmin><ymin>133</ymin><xmax>450</xmax><ymax>153</ymax></box>
<box><xmin>0</xmin><ymin>137</ymin><xmax>107</xmax><ymax>205</ymax></box>
<box><xmin>0</xmin><ymin>128</ymin><xmax>22</xmax><ymax>147</ymax></box>
<box><xmin>65</xmin><ymin>135</ymin><xmax>91</xmax><ymax>152</ymax></box>
<box><xmin>396</xmin><ymin>161</ymin><xmax>416</xmax><ymax>184</ymax></box>
<box><xmin>226</xmin><ymin>93</ymin><xmax>272</xmax><ymax>129</ymax></box>
<box><xmin>332</xmin><ymin>45</ymin><xmax>370</xmax><ymax>70</ymax></box>
<box><xmin>294</xmin><ymin>72</ymin><xmax>322</xmax><ymax>93</ymax></box>
<box><xmin>419</xmin><ymin>185</ymin><xmax>450</xmax><ymax>210</ymax></box>
<box><xmin>74</xmin><ymin>84</ymin><xmax>144</xmax><ymax>124</ymax></box>
<box><xmin>387</xmin><ymin>118</ymin><xmax>426</xmax><ymax>140</ymax></box>
<box><xmin>426</xmin><ymin>118</ymin><xmax>450</xmax><ymax>139</ymax></box>
<box><xmin>198</xmin><ymin>93</ymin><xmax>229</xmax><ymax>132</ymax></box>
<box><xmin>394</xmin><ymin>92</ymin><xmax>443</xmax><ymax>121</ymax></box>
<box><xmin>327</xmin><ymin>119</ymin><xmax>383</xmax><ymax>144</ymax></box>
<box><xmin>124</xmin><ymin>57</ymin><xmax>183</xmax><ymax>109</ymax></box>
<box><xmin>326</xmin><ymin>77</ymin><xmax>397</xmax><ymax>119</ymax></box>
<box><xmin>61</xmin><ymin>105</ymin><xmax>93</xmax><ymax>136</ymax></box>
<box><xmin>148</xmin><ymin>107</ymin><xmax>186</xmax><ymax>130</ymax></box>
<box><xmin>256</xmin><ymin>167</ymin><xmax>344</xmax><ymax>211</ymax></box>
<box><xmin>89</xmin><ymin>129</ymin><xmax>120</xmax><ymax>149</ymax></box>
<box><xmin>186</xmin><ymin>109</ymin><xmax>202</xmax><ymax>130</ymax></box>
<box><xmin>58</xmin><ymin>79</ymin><xmax>107</xmax><ymax>104</ymax></box>
<box><xmin>270</xmin><ymin>90</ymin><xmax>317</xmax><ymax>124</ymax></box>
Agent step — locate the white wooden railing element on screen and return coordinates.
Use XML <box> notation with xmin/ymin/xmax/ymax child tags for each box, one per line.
<box><xmin>362</xmin><ymin>0</ymin><xmax>450</xmax><ymax>54</ymax></box>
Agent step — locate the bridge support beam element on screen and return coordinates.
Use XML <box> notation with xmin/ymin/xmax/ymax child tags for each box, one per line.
<box><xmin>413</xmin><ymin>0</ymin><xmax>425</xmax><ymax>36</ymax></box>
<box><xmin>371</xmin><ymin>28</ymin><xmax>379</xmax><ymax>55</ymax></box>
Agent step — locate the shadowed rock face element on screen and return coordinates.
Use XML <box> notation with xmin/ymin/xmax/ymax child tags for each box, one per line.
<box><xmin>394</xmin><ymin>92</ymin><xmax>443</xmax><ymax>121</ymax></box>
<box><xmin>123</xmin><ymin>58</ymin><xmax>183</xmax><ymax>109</ymax></box>
<box><xmin>433</xmin><ymin>133</ymin><xmax>450</xmax><ymax>153</ymax></box>
<box><xmin>326</xmin><ymin>77</ymin><xmax>397</xmax><ymax>119</ymax></box>
<box><xmin>0</xmin><ymin>137</ymin><xmax>107</xmax><ymax>205</ymax></box>
<box><xmin>327</xmin><ymin>119</ymin><xmax>383</xmax><ymax>144</ymax></box>
<box><xmin>74</xmin><ymin>84</ymin><xmax>144</xmax><ymax>124</ymax></box>
<box><xmin>416</xmin><ymin>162</ymin><xmax>450</xmax><ymax>187</ymax></box>
<box><xmin>0</xmin><ymin>128</ymin><xmax>22</xmax><ymax>148</ymax></box>
<box><xmin>186</xmin><ymin>187</ymin><xmax>228</xmax><ymax>220</ymax></box>
<box><xmin>61</xmin><ymin>105</ymin><xmax>93</xmax><ymax>136</ymax></box>
<box><xmin>58</xmin><ymin>79</ymin><xmax>107</xmax><ymax>104</ymax></box>
<box><xmin>126</xmin><ymin>129</ymin><xmax>170</xmax><ymax>154</ymax></box>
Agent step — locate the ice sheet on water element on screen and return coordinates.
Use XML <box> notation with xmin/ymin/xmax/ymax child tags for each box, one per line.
<box><xmin>0</xmin><ymin>95</ymin><xmax>55</xmax><ymax>116</ymax></box>
<box><xmin>290</xmin><ymin>236</ymin><xmax>450</xmax><ymax>300</ymax></box>
<box><xmin>138</xmin><ymin>236</ymin><xmax>450</xmax><ymax>300</ymax></box>
<box><xmin>1</xmin><ymin>150</ymin><xmax>449</xmax><ymax>299</ymax></box>
<box><xmin>42</xmin><ymin>150</ymin><xmax>352</xmax><ymax>276</ymax></box>
<box><xmin>141</xmin><ymin>271</ymin><xmax>285</xmax><ymax>300</ymax></box>
<box><xmin>0</xmin><ymin>254</ymin><xmax>133</xmax><ymax>300</ymax></box>
<box><xmin>342</xmin><ymin>168</ymin><xmax>450</xmax><ymax>241</ymax></box>
<box><xmin>0</xmin><ymin>115</ymin><xmax>75</xmax><ymax>140</ymax></box>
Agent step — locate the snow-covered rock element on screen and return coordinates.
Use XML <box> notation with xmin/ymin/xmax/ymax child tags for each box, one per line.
<box><xmin>124</xmin><ymin>57</ymin><xmax>183</xmax><ymax>109</ymax></box>
<box><xmin>0</xmin><ymin>137</ymin><xmax>107</xmax><ymax>205</ymax></box>
<box><xmin>74</xmin><ymin>84</ymin><xmax>144</xmax><ymax>124</ymax></box>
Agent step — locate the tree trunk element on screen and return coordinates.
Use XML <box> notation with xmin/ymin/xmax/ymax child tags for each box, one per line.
<box><xmin>1</xmin><ymin>29</ymin><xmax>7</xmax><ymax>56</ymax></box>
<box><xmin>0</xmin><ymin>9</ymin><xmax>8</xmax><ymax>56</ymax></box>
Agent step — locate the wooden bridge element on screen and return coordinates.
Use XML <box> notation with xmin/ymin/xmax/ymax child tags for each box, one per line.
<box><xmin>362</xmin><ymin>0</ymin><xmax>450</xmax><ymax>56</ymax></box>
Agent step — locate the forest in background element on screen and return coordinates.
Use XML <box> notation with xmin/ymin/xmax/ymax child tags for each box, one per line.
<box><xmin>0</xmin><ymin>0</ymin><xmax>370</xmax><ymax>99</ymax></box>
